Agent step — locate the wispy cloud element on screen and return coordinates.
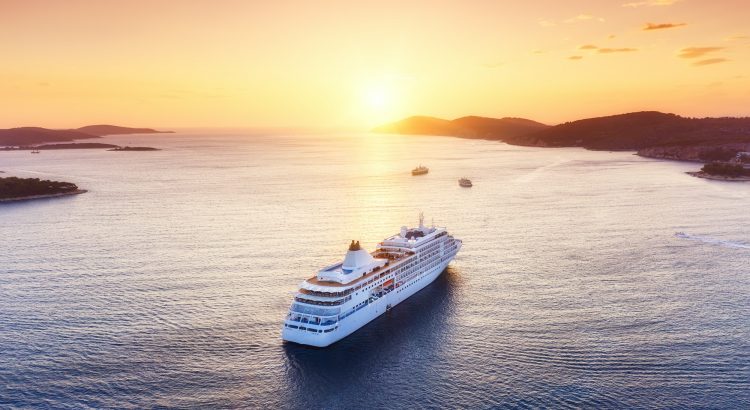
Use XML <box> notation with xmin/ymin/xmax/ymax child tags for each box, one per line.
<box><xmin>693</xmin><ymin>58</ymin><xmax>729</xmax><ymax>66</ymax></box>
<box><xmin>564</xmin><ymin>14</ymin><xmax>605</xmax><ymax>24</ymax></box>
<box><xmin>724</xmin><ymin>34</ymin><xmax>749</xmax><ymax>41</ymax></box>
<box><xmin>623</xmin><ymin>0</ymin><xmax>680</xmax><ymax>7</ymax></box>
<box><xmin>597</xmin><ymin>47</ymin><xmax>638</xmax><ymax>53</ymax></box>
<box><xmin>643</xmin><ymin>22</ymin><xmax>686</xmax><ymax>31</ymax></box>
<box><xmin>678</xmin><ymin>47</ymin><xmax>724</xmax><ymax>59</ymax></box>
<box><xmin>579</xmin><ymin>44</ymin><xmax>598</xmax><ymax>50</ymax></box>
<box><xmin>568</xmin><ymin>56</ymin><xmax>583</xmax><ymax>60</ymax></box>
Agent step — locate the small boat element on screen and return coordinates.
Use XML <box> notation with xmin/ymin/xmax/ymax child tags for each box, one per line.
<box><xmin>30</xmin><ymin>150</ymin><xmax>40</xmax><ymax>154</ymax></box>
<box><xmin>459</xmin><ymin>178</ymin><xmax>472</xmax><ymax>187</ymax></box>
<box><xmin>411</xmin><ymin>165</ymin><xmax>428</xmax><ymax>176</ymax></box>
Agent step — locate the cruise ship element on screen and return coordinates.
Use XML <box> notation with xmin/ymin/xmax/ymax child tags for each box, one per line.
<box><xmin>282</xmin><ymin>214</ymin><xmax>462</xmax><ymax>347</ymax></box>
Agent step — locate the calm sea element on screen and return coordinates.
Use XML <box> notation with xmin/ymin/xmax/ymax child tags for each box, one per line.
<box><xmin>1</xmin><ymin>132</ymin><xmax>749</xmax><ymax>409</ymax></box>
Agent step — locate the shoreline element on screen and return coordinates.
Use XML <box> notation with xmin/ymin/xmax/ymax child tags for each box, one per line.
<box><xmin>0</xmin><ymin>189</ymin><xmax>88</xmax><ymax>203</ymax></box>
<box><xmin>686</xmin><ymin>171</ymin><xmax>750</xmax><ymax>182</ymax></box>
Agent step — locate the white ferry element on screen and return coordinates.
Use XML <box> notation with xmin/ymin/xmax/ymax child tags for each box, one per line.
<box><xmin>282</xmin><ymin>214</ymin><xmax>462</xmax><ymax>347</ymax></box>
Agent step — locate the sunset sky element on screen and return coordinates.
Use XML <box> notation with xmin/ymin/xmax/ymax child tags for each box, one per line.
<box><xmin>1</xmin><ymin>0</ymin><xmax>749</xmax><ymax>129</ymax></box>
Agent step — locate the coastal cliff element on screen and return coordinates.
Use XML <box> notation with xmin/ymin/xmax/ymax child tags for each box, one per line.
<box><xmin>637</xmin><ymin>143</ymin><xmax>750</xmax><ymax>162</ymax></box>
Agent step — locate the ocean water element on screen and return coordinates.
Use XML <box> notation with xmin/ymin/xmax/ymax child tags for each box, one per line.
<box><xmin>1</xmin><ymin>132</ymin><xmax>749</xmax><ymax>409</ymax></box>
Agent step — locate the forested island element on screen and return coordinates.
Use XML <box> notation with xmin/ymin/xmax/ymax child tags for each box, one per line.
<box><xmin>0</xmin><ymin>177</ymin><xmax>86</xmax><ymax>202</ymax></box>
<box><xmin>687</xmin><ymin>162</ymin><xmax>750</xmax><ymax>182</ymax></box>
<box><xmin>0</xmin><ymin>125</ymin><xmax>171</xmax><ymax>146</ymax></box>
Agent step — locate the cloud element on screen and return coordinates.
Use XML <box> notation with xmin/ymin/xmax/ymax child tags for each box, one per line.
<box><xmin>579</xmin><ymin>44</ymin><xmax>598</xmax><ymax>50</ymax></box>
<box><xmin>725</xmin><ymin>34</ymin><xmax>749</xmax><ymax>41</ymax></box>
<box><xmin>643</xmin><ymin>22</ymin><xmax>686</xmax><ymax>30</ymax></box>
<box><xmin>623</xmin><ymin>0</ymin><xmax>680</xmax><ymax>7</ymax></box>
<box><xmin>568</xmin><ymin>56</ymin><xmax>583</xmax><ymax>60</ymax></box>
<box><xmin>597</xmin><ymin>47</ymin><xmax>638</xmax><ymax>53</ymax></box>
<box><xmin>692</xmin><ymin>58</ymin><xmax>729</xmax><ymax>66</ymax></box>
<box><xmin>564</xmin><ymin>14</ymin><xmax>605</xmax><ymax>24</ymax></box>
<box><xmin>538</xmin><ymin>19</ymin><xmax>556</xmax><ymax>27</ymax></box>
<box><xmin>678</xmin><ymin>47</ymin><xmax>724</xmax><ymax>59</ymax></box>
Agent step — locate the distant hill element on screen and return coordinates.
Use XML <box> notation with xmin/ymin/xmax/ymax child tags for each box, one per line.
<box><xmin>75</xmin><ymin>125</ymin><xmax>171</xmax><ymax>137</ymax></box>
<box><xmin>505</xmin><ymin>111</ymin><xmax>750</xmax><ymax>151</ymax></box>
<box><xmin>0</xmin><ymin>127</ymin><xmax>98</xmax><ymax>146</ymax></box>
<box><xmin>376</xmin><ymin>111</ymin><xmax>750</xmax><ymax>161</ymax></box>
<box><xmin>0</xmin><ymin>125</ymin><xmax>172</xmax><ymax>146</ymax></box>
<box><xmin>374</xmin><ymin>115</ymin><xmax>548</xmax><ymax>140</ymax></box>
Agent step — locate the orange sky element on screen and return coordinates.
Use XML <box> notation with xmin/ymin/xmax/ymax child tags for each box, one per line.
<box><xmin>1</xmin><ymin>0</ymin><xmax>749</xmax><ymax>129</ymax></box>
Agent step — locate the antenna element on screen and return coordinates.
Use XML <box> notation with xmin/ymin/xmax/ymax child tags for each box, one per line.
<box><xmin>419</xmin><ymin>211</ymin><xmax>424</xmax><ymax>228</ymax></box>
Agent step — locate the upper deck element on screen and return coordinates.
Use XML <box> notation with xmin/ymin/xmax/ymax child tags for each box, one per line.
<box><xmin>300</xmin><ymin>215</ymin><xmax>448</xmax><ymax>292</ymax></box>
<box><xmin>303</xmin><ymin>247</ymin><xmax>415</xmax><ymax>291</ymax></box>
<box><xmin>380</xmin><ymin>226</ymin><xmax>446</xmax><ymax>249</ymax></box>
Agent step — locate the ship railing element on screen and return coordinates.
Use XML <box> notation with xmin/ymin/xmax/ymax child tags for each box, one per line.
<box><xmin>287</xmin><ymin>312</ymin><xmax>339</xmax><ymax>327</ymax></box>
<box><xmin>291</xmin><ymin>303</ymin><xmax>340</xmax><ymax>317</ymax></box>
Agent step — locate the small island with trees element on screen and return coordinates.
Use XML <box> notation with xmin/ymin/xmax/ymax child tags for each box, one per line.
<box><xmin>108</xmin><ymin>146</ymin><xmax>161</xmax><ymax>151</ymax></box>
<box><xmin>0</xmin><ymin>176</ymin><xmax>86</xmax><ymax>202</ymax></box>
<box><xmin>687</xmin><ymin>152</ymin><xmax>750</xmax><ymax>182</ymax></box>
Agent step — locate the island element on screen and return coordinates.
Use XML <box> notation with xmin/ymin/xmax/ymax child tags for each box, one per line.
<box><xmin>0</xmin><ymin>176</ymin><xmax>86</xmax><ymax>202</ymax></box>
<box><xmin>687</xmin><ymin>157</ymin><xmax>750</xmax><ymax>182</ymax></box>
<box><xmin>1</xmin><ymin>143</ymin><xmax>161</xmax><ymax>151</ymax></box>
<box><xmin>107</xmin><ymin>146</ymin><xmax>161</xmax><ymax>151</ymax></box>
<box><xmin>0</xmin><ymin>124</ymin><xmax>172</xmax><ymax>147</ymax></box>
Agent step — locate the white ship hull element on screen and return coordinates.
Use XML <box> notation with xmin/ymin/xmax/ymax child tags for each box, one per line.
<box><xmin>282</xmin><ymin>246</ymin><xmax>460</xmax><ymax>347</ymax></box>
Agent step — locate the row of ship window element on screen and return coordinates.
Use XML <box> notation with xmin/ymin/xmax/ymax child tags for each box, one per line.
<box><xmin>285</xmin><ymin>323</ymin><xmax>339</xmax><ymax>333</ymax></box>
<box><xmin>294</xmin><ymin>294</ymin><xmax>352</xmax><ymax>306</ymax></box>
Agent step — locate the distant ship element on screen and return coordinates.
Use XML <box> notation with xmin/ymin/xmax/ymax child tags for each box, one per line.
<box><xmin>411</xmin><ymin>165</ymin><xmax>428</xmax><ymax>176</ymax></box>
<box><xmin>30</xmin><ymin>150</ymin><xmax>40</xmax><ymax>154</ymax></box>
<box><xmin>459</xmin><ymin>178</ymin><xmax>472</xmax><ymax>187</ymax></box>
<box><xmin>282</xmin><ymin>214</ymin><xmax>462</xmax><ymax>347</ymax></box>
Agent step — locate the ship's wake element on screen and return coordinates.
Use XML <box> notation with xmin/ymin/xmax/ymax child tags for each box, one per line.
<box><xmin>674</xmin><ymin>232</ymin><xmax>750</xmax><ymax>249</ymax></box>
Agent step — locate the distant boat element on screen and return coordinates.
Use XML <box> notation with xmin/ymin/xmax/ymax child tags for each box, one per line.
<box><xmin>459</xmin><ymin>178</ymin><xmax>472</xmax><ymax>187</ymax></box>
<box><xmin>412</xmin><ymin>165</ymin><xmax>428</xmax><ymax>176</ymax></box>
<box><xmin>30</xmin><ymin>150</ymin><xmax>40</xmax><ymax>154</ymax></box>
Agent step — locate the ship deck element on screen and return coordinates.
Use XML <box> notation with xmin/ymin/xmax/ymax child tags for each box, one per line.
<box><xmin>306</xmin><ymin>249</ymin><xmax>414</xmax><ymax>288</ymax></box>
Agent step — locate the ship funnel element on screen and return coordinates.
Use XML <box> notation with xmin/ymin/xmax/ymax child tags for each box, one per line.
<box><xmin>400</xmin><ymin>226</ymin><xmax>407</xmax><ymax>237</ymax></box>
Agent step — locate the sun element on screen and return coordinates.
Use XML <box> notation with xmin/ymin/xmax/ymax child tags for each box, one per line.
<box><xmin>355</xmin><ymin>80</ymin><xmax>405</xmax><ymax>128</ymax></box>
<box><xmin>362</xmin><ymin>83</ymin><xmax>392</xmax><ymax>110</ymax></box>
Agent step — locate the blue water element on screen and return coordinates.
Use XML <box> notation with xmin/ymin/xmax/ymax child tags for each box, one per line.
<box><xmin>1</xmin><ymin>132</ymin><xmax>749</xmax><ymax>408</ymax></box>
